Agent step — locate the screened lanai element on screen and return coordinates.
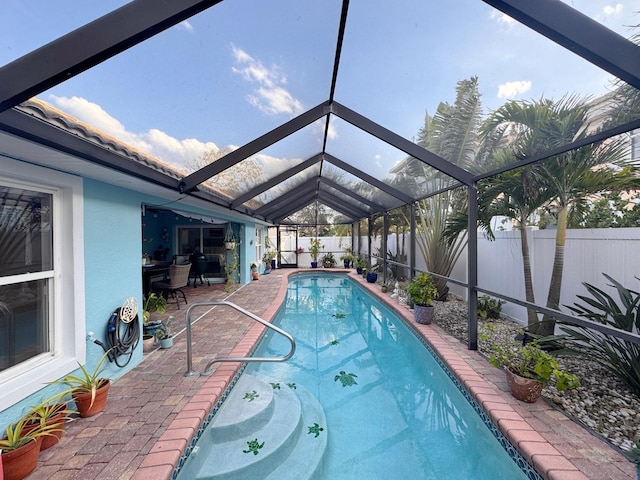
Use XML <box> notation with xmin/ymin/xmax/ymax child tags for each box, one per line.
<box><xmin>2</xmin><ymin>0</ymin><xmax>640</xmax><ymax>351</ymax></box>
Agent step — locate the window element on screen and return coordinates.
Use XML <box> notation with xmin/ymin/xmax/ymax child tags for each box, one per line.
<box><xmin>176</xmin><ymin>225</ymin><xmax>226</xmax><ymax>280</ymax></box>
<box><xmin>0</xmin><ymin>158</ymin><xmax>85</xmax><ymax>408</ymax></box>
<box><xmin>0</xmin><ymin>187</ymin><xmax>53</xmax><ymax>372</ymax></box>
<box><xmin>255</xmin><ymin>227</ymin><xmax>263</xmax><ymax>268</ymax></box>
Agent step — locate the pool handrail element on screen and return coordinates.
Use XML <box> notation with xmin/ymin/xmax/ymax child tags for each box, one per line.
<box><xmin>183</xmin><ymin>300</ymin><xmax>296</xmax><ymax>377</ymax></box>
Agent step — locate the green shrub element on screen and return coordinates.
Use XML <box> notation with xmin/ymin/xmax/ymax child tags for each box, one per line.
<box><xmin>477</xmin><ymin>295</ymin><xmax>505</xmax><ymax>320</ymax></box>
<box><xmin>406</xmin><ymin>273</ymin><xmax>438</xmax><ymax>307</ymax></box>
<box><xmin>561</xmin><ymin>273</ymin><xmax>640</xmax><ymax>394</ymax></box>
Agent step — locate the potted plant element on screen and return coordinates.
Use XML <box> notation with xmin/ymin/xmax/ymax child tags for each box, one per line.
<box><xmin>489</xmin><ymin>340</ymin><xmax>579</xmax><ymax>403</ymax></box>
<box><xmin>406</xmin><ymin>273</ymin><xmax>438</xmax><ymax>324</ymax></box>
<box><xmin>355</xmin><ymin>256</ymin><xmax>366</xmax><ymax>274</ymax></box>
<box><xmin>50</xmin><ymin>350</ymin><xmax>112</xmax><ymax>417</ymax></box>
<box><xmin>366</xmin><ymin>265</ymin><xmax>378</xmax><ymax>284</ymax></box>
<box><xmin>340</xmin><ymin>247</ymin><xmax>355</xmax><ymax>268</ymax></box>
<box><xmin>156</xmin><ymin>315</ymin><xmax>175</xmax><ymax>349</ymax></box>
<box><xmin>142</xmin><ymin>293</ymin><xmax>167</xmax><ymax>337</ymax></box>
<box><xmin>250</xmin><ymin>261</ymin><xmax>259</xmax><ymax>280</ymax></box>
<box><xmin>308</xmin><ymin>238</ymin><xmax>322</xmax><ymax>268</ymax></box>
<box><xmin>1</xmin><ymin>416</ymin><xmax>54</xmax><ymax>480</ymax></box>
<box><xmin>264</xmin><ymin>237</ymin><xmax>276</xmax><ymax>271</ymax></box>
<box><xmin>142</xmin><ymin>333</ymin><xmax>156</xmax><ymax>353</ymax></box>
<box><xmin>22</xmin><ymin>394</ymin><xmax>76</xmax><ymax>450</ymax></box>
<box><xmin>321</xmin><ymin>252</ymin><xmax>336</xmax><ymax>268</ymax></box>
<box><xmin>224</xmin><ymin>224</ymin><xmax>236</xmax><ymax>251</ymax></box>
<box><xmin>262</xmin><ymin>250</ymin><xmax>276</xmax><ymax>273</ymax></box>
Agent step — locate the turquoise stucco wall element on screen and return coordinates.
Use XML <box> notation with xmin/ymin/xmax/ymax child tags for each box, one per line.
<box><xmin>0</xmin><ymin>175</ymin><xmax>262</xmax><ymax>426</ymax></box>
<box><xmin>82</xmin><ymin>178</ymin><xmax>145</xmax><ymax>379</ymax></box>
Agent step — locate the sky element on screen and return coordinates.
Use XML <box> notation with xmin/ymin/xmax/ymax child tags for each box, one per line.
<box><xmin>2</xmin><ymin>0</ymin><xmax>640</xmax><ymax>181</ymax></box>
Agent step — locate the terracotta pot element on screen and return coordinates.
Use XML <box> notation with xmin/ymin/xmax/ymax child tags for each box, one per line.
<box><xmin>251</xmin><ymin>270</ymin><xmax>259</xmax><ymax>280</ymax></box>
<box><xmin>22</xmin><ymin>405</ymin><xmax>67</xmax><ymax>450</ymax></box>
<box><xmin>413</xmin><ymin>304</ymin><xmax>434</xmax><ymax>325</ymax></box>
<box><xmin>506</xmin><ymin>369</ymin><xmax>543</xmax><ymax>403</ymax></box>
<box><xmin>72</xmin><ymin>380</ymin><xmax>111</xmax><ymax>417</ymax></box>
<box><xmin>1</xmin><ymin>437</ymin><xmax>42</xmax><ymax>480</ymax></box>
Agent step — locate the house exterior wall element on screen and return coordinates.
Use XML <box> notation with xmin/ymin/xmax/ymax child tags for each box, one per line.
<box><xmin>0</xmin><ymin>162</ymin><xmax>260</xmax><ymax>424</ymax></box>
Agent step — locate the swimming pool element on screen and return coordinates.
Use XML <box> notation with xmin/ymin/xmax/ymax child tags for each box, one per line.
<box><xmin>177</xmin><ymin>273</ymin><xmax>540</xmax><ymax>479</ymax></box>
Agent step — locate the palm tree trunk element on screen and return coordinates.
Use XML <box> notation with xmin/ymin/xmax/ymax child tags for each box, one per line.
<box><xmin>539</xmin><ymin>206</ymin><xmax>567</xmax><ymax>336</ymax></box>
<box><xmin>519</xmin><ymin>224</ymin><xmax>540</xmax><ymax>329</ymax></box>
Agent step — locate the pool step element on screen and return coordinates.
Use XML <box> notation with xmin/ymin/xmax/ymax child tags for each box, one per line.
<box><xmin>189</xmin><ymin>374</ymin><xmax>327</xmax><ymax>480</ymax></box>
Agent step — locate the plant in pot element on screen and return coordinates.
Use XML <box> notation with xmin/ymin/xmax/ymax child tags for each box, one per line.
<box><xmin>262</xmin><ymin>250</ymin><xmax>276</xmax><ymax>273</ymax></box>
<box><xmin>308</xmin><ymin>238</ymin><xmax>323</xmax><ymax>268</ymax></box>
<box><xmin>340</xmin><ymin>247</ymin><xmax>355</xmax><ymax>268</ymax></box>
<box><xmin>156</xmin><ymin>315</ymin><xmax>175</xmax><ymax>349</ymax></box>
<box><xmin>1</xmin><ymin>405</ymin><xmax>68</xmax><ymax>480</ymax></box>
<box><xmin>489</xmin><ymin>340</ymin><xmax>579</xmax><ymax>403</ymax></box>
<box><xmin>224</xmin><ymin>224</ymin><xmax>236</xmax><ymax>251</ymax></box>
<box><xmin>406</xmin><ymin>273</ymin><xmax>438</xmax><ymax>325</ymax></box>
<box><xmin>250</xmin><ymin>261</ymin><xmax>259</xmax><ymax>280</ymax></box>
<box><xmin>50</xmin><ymin>349</ymin><xmax>112</xmax><ymax>417</ymax></box>
<box><xmin>355</xmin><ymin>257</ymin><xmax>366</xmax><ymax>274</ymax></box>
<box><xmin>321</xmin><ymin>252</ymin><xmax>336</xmax><ymax>268</ymax></box>
<box><xmin>143</xmin><ymin>293</ymin><xmax>167</xmax><ymax>328</ymax></box>
<box><xmin>143</xmin><ymin>293</ymin><xmax>167</xmax><ymax>349</ymax></box>
<box><xmin>366</xmin><ymin>265</ymin><xmax>379</xmax><ymax>283</ymax></box>
<box><xmin>22</xmin><ymin>393</ymin><xmax>76</xmax><ymax>451</ymax></box>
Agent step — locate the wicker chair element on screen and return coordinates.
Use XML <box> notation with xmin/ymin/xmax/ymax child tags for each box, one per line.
<box><xmin>153</xmin><ymin>263</ymin><xmax>191</xmax><ymax>308</ymax></box>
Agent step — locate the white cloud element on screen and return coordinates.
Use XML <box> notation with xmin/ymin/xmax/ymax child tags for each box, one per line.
<box><xmin>497</xmin><ymin>80</ymin><xmax>532</xmax><ymax>99</ymax></box>
<box><xmin>231</xmin><ymin>45</ymin><xmax>304</xmax><ymax>117</ymax></box>
<box><xmin>177</xmin><ymin>20</ymin><xmax>194</xmax><ymax>32</ymax></box>
<box><xmin>49</xmin><ymin>95</ymin><xmax>219</xmax><ymax>171</ymax></box>
<box><xmin>489</xmin><ymin>10</ymin><xmax>516</xmax><ymax>26</ymax></box>
<box><xmin>602</xmin><ymin>3</ymin><xmax>623</xmax><ymax>17</ymax></box>
<box><xmin>312</xmin><ymin>119</ymin><xmax>337</xmax><ymax>142</ymax></box>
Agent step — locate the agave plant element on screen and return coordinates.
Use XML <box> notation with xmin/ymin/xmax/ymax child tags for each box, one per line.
<box><xmin>50</xmin><ymin>349</ymin><xmax>112</xmax><ymax>409</ymax></box>
<box><xmin>562</xmin><ymin>273</ymin><xmax>640</xmax><ymax>394</ymax></box>
<box><xmin>0</xmin><ymin>409</ymin><xmax>65</xmax><ymax>452</ymax></box>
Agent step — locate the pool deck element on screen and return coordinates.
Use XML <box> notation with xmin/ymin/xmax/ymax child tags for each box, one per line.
<box><xmin>28</xmin><ymin>269</ymin><xmax>635</xmax><ymax>480</ymax></box>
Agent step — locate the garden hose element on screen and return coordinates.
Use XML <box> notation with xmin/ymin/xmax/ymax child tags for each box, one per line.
<box><xmin>96</xmin><ymin>297</ymin><xmax>140</xmax><ymax>368</ymax></box>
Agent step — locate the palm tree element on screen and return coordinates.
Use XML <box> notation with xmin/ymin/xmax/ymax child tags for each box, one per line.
<box><xmin>484</xmin><ymin>95</ymin><xmax>634</xmax><ymax>336</ymax></box>
<box><xmin>396</xmin><ymin>77</ymin><xmax>484</xmax><ymax>298</ymax></box>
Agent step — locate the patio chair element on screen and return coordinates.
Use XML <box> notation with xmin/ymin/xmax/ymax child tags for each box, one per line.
<box><xmin>153</xmin><ymin>263</ymin><xmax>191</xmax><ymax>308</ymax></box>
<box><xmin>188</xmin><ymin>251</ymin><xmax>210</xmax><ymax>288</ymax></box>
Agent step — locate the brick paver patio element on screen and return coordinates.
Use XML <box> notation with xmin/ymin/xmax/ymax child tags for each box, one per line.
<box><xmin>26</xmin><ymin>270</ymin><xmax>636</xmax><ymax>480</ymax></box>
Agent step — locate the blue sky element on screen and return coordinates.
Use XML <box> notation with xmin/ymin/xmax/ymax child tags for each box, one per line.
<box><xmin>2</xmin><ymin>0</ymin><xmax>639</xmax><ymax>178</ymax></box>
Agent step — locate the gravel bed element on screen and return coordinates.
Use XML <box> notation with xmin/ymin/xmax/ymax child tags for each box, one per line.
<box><xmin>428</xmin><ymin>296</ymin><xmax>640</xmax><ymax>455</ymax></box>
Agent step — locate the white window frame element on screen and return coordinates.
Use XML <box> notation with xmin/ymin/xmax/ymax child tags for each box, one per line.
<box><xmin>0</xmin><ymin>157</ymin><xmax>85</xmax><ymax>410</ymax></box>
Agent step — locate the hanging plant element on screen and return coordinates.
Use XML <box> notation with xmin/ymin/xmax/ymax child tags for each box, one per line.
<box><xmin>224</xmin><ymin>224</ymin><xmax>236</xmax><ymax>250</ymax></box>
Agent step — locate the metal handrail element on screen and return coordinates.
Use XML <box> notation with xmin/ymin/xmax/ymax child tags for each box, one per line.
<box><xmin>183</xmin><ymin>301</ymin><xmax>296</xmax><ymax>377</ymax></box>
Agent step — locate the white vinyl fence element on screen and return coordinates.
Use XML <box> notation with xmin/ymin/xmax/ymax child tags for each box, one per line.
<box><xmin>291</xmin><ymin>228</ymin><xmax>640</xmax><ymax>327</ymax></box>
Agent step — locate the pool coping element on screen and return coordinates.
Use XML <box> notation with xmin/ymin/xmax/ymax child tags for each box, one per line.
<box><xmin>131</xmin><ymin>269</ymin><xmax>635</xmax><ymax>480</ymax></box>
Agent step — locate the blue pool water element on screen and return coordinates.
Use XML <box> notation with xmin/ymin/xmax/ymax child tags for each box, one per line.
<box><xmin>178</xmin><ymin>274</ymin><xmax>538</xmax><ymax>479</ymax></box>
